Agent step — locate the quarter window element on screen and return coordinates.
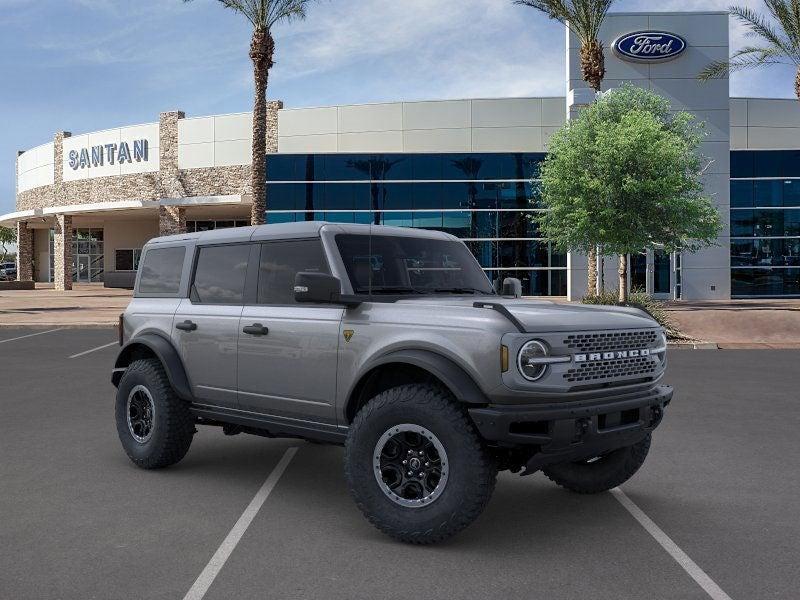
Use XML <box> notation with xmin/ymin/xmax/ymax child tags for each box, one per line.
<box><xmin>257</xmin><ymin>240</ymin><xmax>329</xmax><ymax>304</ymax></box>
<box><xmin>138</xmin><ymin>247</ymin><xmax>186</xmax><ymax>295</ymax></box>
<box><xmin>192</xmin><ymin>244</ymin><xmax>250</xmax><ymax>304</ymax></box>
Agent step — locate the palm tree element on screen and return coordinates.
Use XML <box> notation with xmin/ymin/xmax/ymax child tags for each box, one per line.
<box><xmin>699</xmin><ymin>2</ymin><xmax>800</xmax><ymax>101</ymax></box>
<box><xmin>515</xmin><ymin>0</ymin><xmax>615</xmax><ymax>295</ymax></box>
<box><xmin>184</xmin><ymin>0</ymin><xmax>313</xmax><ymax>225</ymax></box>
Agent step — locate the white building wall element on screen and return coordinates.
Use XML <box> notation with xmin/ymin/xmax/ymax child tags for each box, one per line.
<box><xmin>274</xmin><ymin>98</ymin><xmax>565</xmax><ymax>154</ymax></box>
<box><xmin>177</xmin><ymin>112</ymin><xmax>253</xmax><ymax>169</ymax></box>
<box><xmin>567</xmin><ymin>11</ymin><xmax>731</xmax><ymax>301</ymax></box>
<box><xmin>61</xmin><ymin>123</ymin><xmax>160</xmax><ymax>182</ymax></box>
<box><xmin>730</xmin><ymin>98</ymin><xmax>800</xmax><ymax>149</ymax></box>
<box><xmin>17</xmin><ymin>142</ymin><xmax>55</xmax><ymax>193</ymax></box>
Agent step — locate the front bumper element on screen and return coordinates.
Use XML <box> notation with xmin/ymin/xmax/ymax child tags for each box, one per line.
<box><xmin>468</xmin><ymin>384</ymin><xmax>672</xmax><ymax>474</ymax></box>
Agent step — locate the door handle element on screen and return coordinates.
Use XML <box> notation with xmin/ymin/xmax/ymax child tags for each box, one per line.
<box><xmin>242</xmin><ymin>323</ymin><xmax>269</xmax><ymax>336</ymax></box>
<box><xmin>175</xmin><ymin>320</ymin><xmax>197</xmax><ymax>332</ymax></box>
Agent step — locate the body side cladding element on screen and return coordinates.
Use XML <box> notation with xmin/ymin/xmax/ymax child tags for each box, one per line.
<box><xmin>112</xmin><ymin>333</ymin><xmax>192</xmax><ymax>401</ymax></box>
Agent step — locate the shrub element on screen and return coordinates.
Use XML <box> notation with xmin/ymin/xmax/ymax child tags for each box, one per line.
<box><xmin>581</xmin><ymin>289</ymin><xmax>690</xmax><ymax>341</ymax></box>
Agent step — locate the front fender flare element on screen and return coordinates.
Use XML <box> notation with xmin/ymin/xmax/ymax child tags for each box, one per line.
<box><xmin>112</xmin><ymin>333</ymin><xmax>192</xmax><ymax>401</ymax></box>
<box><xmin>352</xmin><ymin>348</ymin><xmax>488</xmax><ymax>406</ymax></box>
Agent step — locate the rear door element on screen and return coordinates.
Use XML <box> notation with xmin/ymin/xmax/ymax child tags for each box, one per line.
<box><xmin>172</xmin><ymin>243</ymin><xmax>254</xmax><ymax>408</ymax></box>
<box><xmin>237</xmin><ymin>239</ymin><xmax>343</xmax><ymax>425</ymax></box>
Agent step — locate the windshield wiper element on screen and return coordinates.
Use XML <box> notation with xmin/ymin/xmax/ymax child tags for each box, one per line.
<box><xmin>432</xmin><ymin>287</ymin><xmax>492</xmax><ymax>295</ymax></box>
<box><xmin>354</xmin><ymin>286</ymin><xmax>427</xmax><ymax>295</ymax></box>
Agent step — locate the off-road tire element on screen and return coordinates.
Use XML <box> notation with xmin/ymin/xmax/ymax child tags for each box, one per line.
<box><xmin>115</xmin><ymin>358</ymin><xmax>195</xmax><ymax>469</ymax></box>
<box><xmin>345</xmin><ymin>384</ymin><xmax>497</xmax><ymax>544</ymax></box>
<box><xmin>542</xmin><ymin>434</ymin><xmax>651</xmax><ymax>494</ymax></box>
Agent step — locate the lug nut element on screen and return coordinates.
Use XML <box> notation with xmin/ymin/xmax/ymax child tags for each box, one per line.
<box><xmin>402</xmin><ymin>460</ymin><xmax>407</xmax><ymax>465</ymax></box>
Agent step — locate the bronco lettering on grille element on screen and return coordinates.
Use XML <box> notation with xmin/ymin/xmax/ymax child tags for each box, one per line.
<box><xmin>574</xmin><ymin>348</ymin><xmax>651</xmax><ymax>362</ymax></box>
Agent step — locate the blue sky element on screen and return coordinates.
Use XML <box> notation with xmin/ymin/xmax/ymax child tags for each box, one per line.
<box><xmin>1</xmin><ymin>0</ymin><xmax>797</xmax><ymax>215</ymax></box>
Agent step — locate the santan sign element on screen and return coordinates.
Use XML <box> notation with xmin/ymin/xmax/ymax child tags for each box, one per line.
<box><xmin>613</xmin><ymin>31</ymin><xmax>686</xmax><ymax>62</ymax></box>
<box><xmin>68</xmin><ymin>139</ymin><xmax>149</xmax><ymax>170</ymax></box>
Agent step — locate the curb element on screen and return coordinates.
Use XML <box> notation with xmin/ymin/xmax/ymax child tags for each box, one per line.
<box><xmin>667</xmin><ymin>341</ymin><xmax>719</xmax><ymax>349</ymax></box>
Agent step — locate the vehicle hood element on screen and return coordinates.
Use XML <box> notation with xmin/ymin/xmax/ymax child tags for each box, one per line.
<box><xmin>394</xmin><ymin>296</ymin><xmax>659</xmax><ymax>333</ymax></box>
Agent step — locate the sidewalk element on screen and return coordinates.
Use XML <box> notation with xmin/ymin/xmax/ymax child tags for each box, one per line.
<box><xmin>664</xmin><ymin>299</ymin><xmax>800</xmax><ymax>349</ymax></box>
<box><xmin>0</xmin><ymin>283</ymin><xmax>130</xmax><ymax>327</ymax></box>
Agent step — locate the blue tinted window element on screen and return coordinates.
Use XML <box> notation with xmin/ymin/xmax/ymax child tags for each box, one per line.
<box><xmin>266</xmin><ymin>212</ymin><xmax>296</xmax><ymax>224</ymax></box>
<box><xmin>325</xmin><ymin>183</ymin><xmax>355</xmax><ymax>211</ymax></box>
<box><xmin>732</xmin><ymin>268</ymin><xmax>800</xmax><ymax>296</ymax></box>
<box><xmin>266</xmin><ymin>184</ymin><xmax>298</xmax><ymax>211</ymax></box>
<box><xmin>413</xmin><ymin>212</ymin><xmax>443</xmax><ymax>229</ymax></box>
<box><xmin>266</xmin><ymin>155</ymin><xmax>297</xmax><ymax>181</ymax></box>
<box><xmin>441</xmin><ymin>183</ymin><xmax>470</xmax><ymax>209</ymax></box>
<box><xmin>379</xmin><ymin>183</ymin><xmax>412</xmax><ymax>211</ymax></box>
<box><xmin>412</xmin><ymin>155</ymin><xmax>443</xmax><ymax>180</ymax></box>
<box><xmin>412</xmin><ymin>182</ymin><xmax>443</xmax><ymax>210</ymax></box>
<box><xmin>754</xmin><ymin>151</ymin><xmax>783</xmax><ymax>177</ymax></box>
<box><xmin>730</xmin><ymin>181</ymin><xmax>753</xmax><ymax>208</ymax></box>
<box><xmin>754</xmin><ymin>180</ymin><xmax>783</xmax><ymax>207</ymax></box>
<box><xmin>730</xmin><ymin>151</ymin><xmax>753</xmax><ymax>178</ymax></box>
<box><xmin>783</xmin><ymin>180</ymin><xmax>800</xmax><ymax>207</ymax></box>
<box><xmin>442</xmin><ymin>211</ymin><xmax>472</xmax><ymax>237</ymax></box>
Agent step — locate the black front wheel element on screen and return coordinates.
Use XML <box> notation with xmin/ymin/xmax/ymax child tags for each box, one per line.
<box><xmin>542</xmin><ymin>434</ymin><xmax>652</xmax><ymax>494</ymax></box>
<box><xmin>115</xmin><ymin>358</ymin><xmax>195</xmax><ymax>469</ymax></box>
<box><xmin>345</xmin><ymin>384</ymin><xmax>497</xmax><ymax>544</ymax></box>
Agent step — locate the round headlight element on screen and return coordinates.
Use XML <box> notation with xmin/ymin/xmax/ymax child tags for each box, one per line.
<box><xmin>517</xmin><ymin>340</ymin><xmax>549</xmax><ymax>381</ymax></box>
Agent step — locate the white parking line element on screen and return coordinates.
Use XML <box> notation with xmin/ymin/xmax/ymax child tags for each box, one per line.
<box><xmin>183</xmin><ymin>447</ymin><xmax>298</xmax><ymax>600</ymax></box>
<box><xmin>0</xmin><ymin>329</ymin><xmax>63</xmax><ymax>345</ymax></box>
<box><xmin>611</xmin><ymin>488</ymin><xmax>733</xmax><ymax>600</ymax></box>
<box><xmin>68</xmin><ymin>341</ymin><xmax>118</xmax><ymax>359</ymax></box>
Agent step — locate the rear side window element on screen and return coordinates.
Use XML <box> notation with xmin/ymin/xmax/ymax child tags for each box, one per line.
<box><xmin>192</xmin><ymin>244</ymin><xmax>251</xmax><ymax>304</ymax></box>
<box><xmin>258</xmin><ymin>240</ymin><xmax>329</xmax><ymax>304</ymax></box>
<box><xmin>138</xmin><ymin>246</ymin><xmax>186</xmax><ymax>295</ymax></box>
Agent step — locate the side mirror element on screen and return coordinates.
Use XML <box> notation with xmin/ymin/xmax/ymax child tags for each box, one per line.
<box><xmin>501</xmin><ymin>277</ymin><xmax>522</xmax><ymax>298</ymax></box>
<box><xmin>294</xmin><ymin>272</ymin><xmax>361</xmax><ymax>307</ymax></box>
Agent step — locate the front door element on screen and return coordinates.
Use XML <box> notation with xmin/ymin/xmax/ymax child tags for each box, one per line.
<box><xmin>172</xmin><ymin>243</ymin><xmax>252</xmax><ymax>408</ymax></box>
<box><xmin>76</xmin><ymin>255</ymin><xmax>90</xmax><ymax>282</ymax></box>
<box><xmin>237</xmin><ymin>239</ymin><xmax>342</xmax><ymax>425</ymax></box>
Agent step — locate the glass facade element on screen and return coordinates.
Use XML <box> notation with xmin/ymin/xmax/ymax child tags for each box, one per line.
<box><xmin>731</xmin><ymin>151</ymin><xmax>800</xmax><ymax>297</ymax></box>
<box><xmin>265</xmin><ymin>153</ymin><xmax>567</xmax><ymax>296</ymax></box>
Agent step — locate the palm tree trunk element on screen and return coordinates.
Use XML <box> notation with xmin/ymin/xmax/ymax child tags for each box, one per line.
<box><xmin>618</xmin><ymin>254</ymin><xmax>628</xmax><ymax>303</ymax></box>
<box><xmin>249</xmin><ymin>29</ymin><xmax>274</xmax><ymax>226</ymax></box>
<box><xmin>796</xmin><ymin>67</ymin><xmax>800</xmax><ymax>102</ymax></box>
<box><xmin>580</xmin><ymin>40</ymin><xmax>605</xmax><ymax>93</ymax></box>
<box><xmin>580</xmin><ymin>39</ymin><xmax>604</xmax><ymax>293</ymax></box>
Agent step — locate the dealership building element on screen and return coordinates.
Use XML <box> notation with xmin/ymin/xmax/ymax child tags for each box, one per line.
<box><xmin>4</xmin><ymin>10</ymin><xmax>800</xmax><ymax>299</ymax></box>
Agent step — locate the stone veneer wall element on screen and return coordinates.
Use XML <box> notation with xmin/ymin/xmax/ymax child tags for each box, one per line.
<box><xmin>53</xmin><ymin>214</ymin><xmax>73</xmax><ymax>291</ymax></box>
<box><xmin>15</xmin><ymin>222</ymin><xmax>33</xmax><ymax>281</ymax></box>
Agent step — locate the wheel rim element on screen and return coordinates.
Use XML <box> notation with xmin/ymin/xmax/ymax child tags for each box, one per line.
<box><xmin>127</xmin><ymin>385</ymin><xmax>155</xmax><ymax>444</ymax></box>
<box><xmin>373</xmin><ymin>424</ymin><xmax>449</xmax><ymax>508</ymax></box>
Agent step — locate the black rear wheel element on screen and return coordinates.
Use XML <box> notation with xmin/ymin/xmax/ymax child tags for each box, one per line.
<box><xmin>115</xmin><ymin>358</ymin><xmax>195</xmax><ymax>469</ymax></box>
<box><xmin>345</xmin><ymin>384</ymin><xmax>496</xmax><ymax>544</ymax></box>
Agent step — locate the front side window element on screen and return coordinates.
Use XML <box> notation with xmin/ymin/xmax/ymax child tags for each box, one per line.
<box><xmin>192</xmin><ymin>244</ymin><xmax>250</xmax><ymax>304</ymax></box>
<box><xmin>335</xmin><ymin>234</ymin><xmax>493</xmax><ymax>295</ymax></box>
<box><xmin>258</xmin><ymin>240</ymin><xmax>329</xmax><ymax>304</ymax></box>
<box><xmin>138</xmin><ymin>246</ymin><xmax>186</xmax><ymax>295</ymax></box>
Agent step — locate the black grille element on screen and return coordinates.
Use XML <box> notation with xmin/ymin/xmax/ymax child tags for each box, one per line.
<box><xmin>564</xmin><ymin>356</ymin><xmax>657</xmax><ymax>383</ymax></box>
<box><xmin>563</xmin><ymin>330</ymin><xmax>659</xmax><ymax>353</ymax></box>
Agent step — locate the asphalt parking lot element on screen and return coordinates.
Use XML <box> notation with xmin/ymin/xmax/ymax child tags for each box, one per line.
<box><xmin>1</xmin><ymin>328</ymin><xmax>799</xmax><ymax>600</ymax></box>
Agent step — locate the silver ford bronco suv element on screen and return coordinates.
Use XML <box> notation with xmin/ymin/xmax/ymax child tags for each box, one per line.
<box><xmin>113</xmin><ymin>222</ymin><xmax>671</xmax><ymax>544</ymax></box>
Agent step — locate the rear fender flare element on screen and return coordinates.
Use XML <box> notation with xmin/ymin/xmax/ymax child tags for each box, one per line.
<box><xmin>112</xmin><ymin>333</ymin><xmax>192</xmax><ymax>401</ymax></box>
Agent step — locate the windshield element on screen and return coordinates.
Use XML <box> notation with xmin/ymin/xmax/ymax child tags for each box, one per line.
<box><xmin>335</xmin><ymin>234</ymin><xmax>494</xmax><ymax>296</ymax></box>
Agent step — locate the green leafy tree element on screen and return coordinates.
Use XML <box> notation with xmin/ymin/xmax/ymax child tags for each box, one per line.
<box><xmin>515</xmin><ymin>0</ymin><xmax>616</xmax><ymax>293</ymax></box>
<box><xmin>535</xmin><ymin>84</ymin><xmax>722</xmax><ymax>302</ymax></box>
<box><xmin>184</xmin><ymin>0</ymin><xmax>314</xmax><ymax>225</ymax></box>
<box><xmin>699</xmin><ymin>2</ymin><xmax>800</xmax><ymax>100</ymax></box>
<box><xmin>0</xmin><ymin>226</ymin><xmax>15</xmax><ymax>263</ymax></box>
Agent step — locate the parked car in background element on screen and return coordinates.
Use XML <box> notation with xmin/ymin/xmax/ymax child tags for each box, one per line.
<box><xmin>0</xmin><ymin>262</ymin><xmax>16</xmax><ymax>281</ymax></box>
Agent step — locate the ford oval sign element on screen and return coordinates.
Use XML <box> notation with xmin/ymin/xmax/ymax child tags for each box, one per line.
<box><xmin>613</xmin><ymin>31</ymin><xmax>686</xmax><ymax>62</ymax></box>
